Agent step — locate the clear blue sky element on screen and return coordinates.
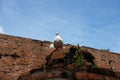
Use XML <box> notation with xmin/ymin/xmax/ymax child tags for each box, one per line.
<box><xmin>0</xmin><ymin>0</ymin><xmax>120</xmax><ymax>53</ymax></box>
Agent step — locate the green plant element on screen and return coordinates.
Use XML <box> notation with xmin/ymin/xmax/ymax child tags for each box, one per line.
<box><xmin>74</xmin><ymin>44</ymin><xmax>85</xmax><ymax>67</ymax></box>
<box><xmin>91</xmin><ymin>64</ymin><xmax>97</xmax><ymax>68</ymax></box>
<box><xmin>101</xmin><ymin>49</ymin><xmax>110</xmax><ymax>52</ymax></box>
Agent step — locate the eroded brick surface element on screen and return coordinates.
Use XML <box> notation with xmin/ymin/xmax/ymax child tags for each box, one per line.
<box><xmin>81</xmin><ymin>46</ymin><xmax>120</xmax><ymax>72</ymax></box>
<box><xmin>0</xmin><ymin>34</ymin><xmax>120</xmax><ymax>80</ymax></box>
<box><xmin>0</xmin><ymin>34</ymin><xmax>53</xmax><ymax>80</ymax></box>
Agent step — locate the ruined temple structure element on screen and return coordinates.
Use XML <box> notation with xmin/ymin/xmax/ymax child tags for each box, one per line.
<box><xmin>0</xmin><ymin>34</ymin><xmax>120</xmax><ymax>80</ymax></box>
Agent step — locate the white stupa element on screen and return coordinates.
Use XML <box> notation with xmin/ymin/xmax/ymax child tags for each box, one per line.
<box><xmin>50</xmin><ymin>33</ymin><xmax>63</xmax><ymax>49</ymax></box>
<box><xmin>54</xmin><ymin>33</ymin><xmax>63</xmax><ymax>49</ymax></box>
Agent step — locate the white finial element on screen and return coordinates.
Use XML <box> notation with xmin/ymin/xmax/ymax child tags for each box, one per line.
<box><xmin>53</xmin><ymin>33</ymin><xmax>63</xmax><ymax>49</ymax></box>
<box><xmin>50</xmin><ymin>33</ymin><xmax>64</xmax><ymax>49</ymax></box>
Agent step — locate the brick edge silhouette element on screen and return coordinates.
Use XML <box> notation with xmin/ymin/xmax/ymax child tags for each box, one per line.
<box><xmin>0</xmin><ymin>34</ymin><xmax>120</xmax><ymax>80</ymax></box>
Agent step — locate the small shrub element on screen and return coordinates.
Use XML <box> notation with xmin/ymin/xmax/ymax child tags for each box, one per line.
<box><xmin>74</xmin><ymin>44</ymin><xmax>85</xmax><ymax>67</ymax></box>
<box><xmin>101</xmin><ymin>49</ymin><xmax>110</xmax><ymax>52</ymax></box>
<box><xmin>74</xmin><ymin>44</ymin><xmax>97</xmax><ymax>68</ymax></box>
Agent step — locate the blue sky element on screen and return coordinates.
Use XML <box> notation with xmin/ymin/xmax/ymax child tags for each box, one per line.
<box><xmin>0</xmin><ymin>0</ymin><xmax>120</xmax><ymax>53</ymax></box>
